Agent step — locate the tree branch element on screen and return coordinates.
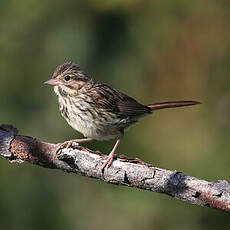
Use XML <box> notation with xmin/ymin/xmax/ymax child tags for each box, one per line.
<box><xmin>0</xmin><ymin>124</ymin><xmax>229</xmax><ymax>214</ymax></box>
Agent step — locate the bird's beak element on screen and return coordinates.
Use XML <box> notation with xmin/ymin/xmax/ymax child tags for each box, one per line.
<box><xmin>44</xmin><ymin>78</ymin><xmax>59</xmax><ymax>86</ymax></box>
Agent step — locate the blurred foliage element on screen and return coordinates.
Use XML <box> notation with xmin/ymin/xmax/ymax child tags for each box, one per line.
<box><xmin>0</xmin><ymin>0</ymin><xmax>230</xmax><ymax>229</ymax></box>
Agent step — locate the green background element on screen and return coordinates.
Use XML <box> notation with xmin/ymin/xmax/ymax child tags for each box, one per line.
<box><xmin>0</xmin><ymin>0</ymin><xmax>229</xmax><ymax>229</ymax></box>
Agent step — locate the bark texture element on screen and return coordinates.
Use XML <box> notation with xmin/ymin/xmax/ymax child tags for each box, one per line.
<box><xmin>0</xmin><ymin>124</ymin><xmax>229</xmax><ymax>214</ymax></box>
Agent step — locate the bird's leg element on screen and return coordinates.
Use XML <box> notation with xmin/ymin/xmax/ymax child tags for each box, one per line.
<box><xmin>101</xmin><ymin>139</ymin><xmax>121</xmax><ymax>172</ymax></box>
<box><xmin>54</xmin><ymin>138</ymin><xmax>94</xmax><ymax>159</ymax></box>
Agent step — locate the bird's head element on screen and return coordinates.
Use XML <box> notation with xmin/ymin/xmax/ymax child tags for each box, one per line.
<box><xmin>44</xmin><ymin>62</ymin><xmax>90</xmax><ymax>95</ymax></box>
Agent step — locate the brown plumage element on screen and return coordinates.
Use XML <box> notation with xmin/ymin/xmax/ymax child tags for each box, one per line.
<box><xmin>45</xmin><ymin>62</ymin><xmax>200</xmax><ymax>171</ymax></box>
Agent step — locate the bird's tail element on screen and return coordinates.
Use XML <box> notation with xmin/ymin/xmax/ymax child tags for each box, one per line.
<box><xmin>147</xmin><ymin>101</ymin><xmax>201</xmax><ymax>111</ymax></box>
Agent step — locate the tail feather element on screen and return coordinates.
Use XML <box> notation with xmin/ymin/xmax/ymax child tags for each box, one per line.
<box><xmin>148</xmin><ymin>101</ymin><xmax>201</xmax><ymax>111</ymax></box>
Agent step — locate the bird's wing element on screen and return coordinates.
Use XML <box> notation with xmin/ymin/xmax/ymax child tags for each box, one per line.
<box><xmin>89</xmin><ymin>83</ymin><xmax>151</xmax><ymax>117</ymax></box>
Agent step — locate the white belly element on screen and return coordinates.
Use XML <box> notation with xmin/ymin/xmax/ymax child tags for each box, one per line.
<box><xmin>57</xmin><ymin>93</ymin><xmax>121</xmax><ymax>140</ymax></box>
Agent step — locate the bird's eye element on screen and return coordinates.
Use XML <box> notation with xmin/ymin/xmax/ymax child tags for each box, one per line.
<box><xmin>64</xmin><ymin>75</ymin><xmax>71</xmax><ymax>81</ymax></box>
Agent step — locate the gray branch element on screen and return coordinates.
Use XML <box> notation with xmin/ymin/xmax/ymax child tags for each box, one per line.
<box><xmin>0</xmin><ymin>124</ymin><xmax>229</xmax><ymax>214</ymax></box>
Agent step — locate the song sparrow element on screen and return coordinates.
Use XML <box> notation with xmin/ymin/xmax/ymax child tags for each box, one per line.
<box><xmin>45</xmin><ymin>62</ymin><xmax>200</xmax><ymax>171</ymax></box>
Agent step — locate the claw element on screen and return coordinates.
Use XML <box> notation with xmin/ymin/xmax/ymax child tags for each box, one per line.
<box><xmin>100</xmin><ymin>139</ymin><xmax>121</xmax><ymax>173</ymax></box>
<box><xmin>53</xmin><ymin>138</ymin><xmax>93</xmax><ymax>160</ymax></box>
<box><xmin>100</xmin><ymin>154</ymin><xmax>116</xmax><ymax>172</ymax></box>
<box><xmin>53</xmin><ymin>140</ymin><xmax>73</xmax><ymax>159</ymax></box>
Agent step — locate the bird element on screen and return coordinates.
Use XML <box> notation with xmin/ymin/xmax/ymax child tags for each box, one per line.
<box><xmin>44</xmin><ymin>61</ymin><xmax>200</xmax><ymax>171</ymax></box>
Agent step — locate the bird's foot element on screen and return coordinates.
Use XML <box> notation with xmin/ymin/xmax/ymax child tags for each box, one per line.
<box><xmin>100</xmin><ymin>139</ymin><xmax>121</xmax><ymax>173</ymax></box>
<box><xmin>57</xmin><ymin>140</ymin><xmax>76</xmax><ymax>152</ymax></box>
<box><xmin>53</xmin><ymin>138</ymin><xmax>93</xmax><ymax>160</ymax></box>
<box><xmin>53</xmin><ymin>140</ymin><xmax>76</xmax><ymax>160</ymax></box>
<box><xmin>100</xmin><ymin>153</ymin><xmax>117</xmax><ymax>172</ymax></box>
<box><xmin>120</xmin><ymin>155</ymin><xmax>146</xmax><ymax>166</ymax></box>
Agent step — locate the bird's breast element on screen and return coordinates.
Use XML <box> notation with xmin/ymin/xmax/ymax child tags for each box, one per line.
<box><xmin>57</xmin><ymin>95</ymin><xmax>126</xmax><ymax>140</ymax></box>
